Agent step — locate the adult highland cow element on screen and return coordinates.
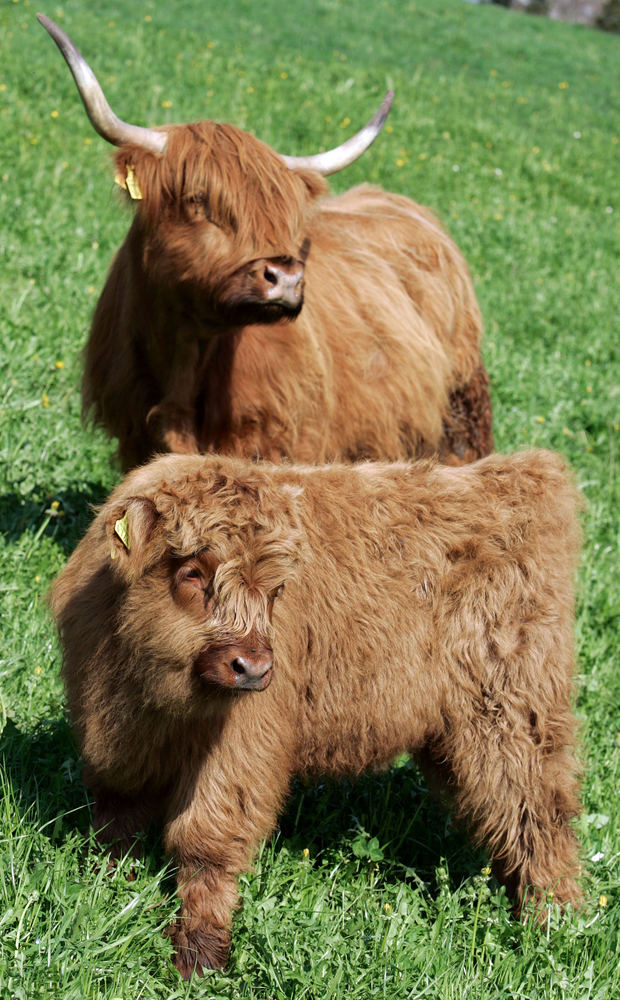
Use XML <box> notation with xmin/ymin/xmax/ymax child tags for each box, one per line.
<box><xmin>39</xmin><ymin>14</ymin><xmax>492</xmax><ymax>470</ymax></box>
<box><xmin>51</xmin><ymin>449</ymin><xmax>582</xmax><ymax>979</ymax></box>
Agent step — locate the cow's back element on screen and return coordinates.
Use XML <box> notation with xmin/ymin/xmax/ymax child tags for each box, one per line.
<box><xmin>316</xmin><ymin>184</ymin><xmax>483</xmax><ymax>380</ymax></box>
<box><xmin>295</xmin><ymin>184</ymin><xmax>486</xmax><ymax>461</ymax></box>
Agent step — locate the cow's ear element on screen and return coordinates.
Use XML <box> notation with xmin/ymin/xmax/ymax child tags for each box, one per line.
<box><xmin>105</xmin><ymin>497</ymin><xmax>160</xmax><ymax>581</ymax></box>
<box><xmin>293</xmin><ymin>168</ymin><xmax>329</xmax><ymax>201</ymax></box>
<box><xmin>113</xmin><ymin>155</ymin><xmax>144</xmax><ymax>202</ymax></box>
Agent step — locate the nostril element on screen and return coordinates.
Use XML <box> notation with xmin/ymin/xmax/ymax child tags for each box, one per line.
<box><xmin>263</xmin><ymin>266</ymin><xmax>278</xmax><ymax>287</ymax></box>
<box><xmin>231</xmin><ymin>657</ymin><xmax>247</xmax><ymax>676</ymax></box>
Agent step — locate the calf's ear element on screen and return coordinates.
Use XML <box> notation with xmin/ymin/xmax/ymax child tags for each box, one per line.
<box><xmin>105</xmin><ymin>497</ymin><xmax>160</xmax><ymax>582</ymax></box>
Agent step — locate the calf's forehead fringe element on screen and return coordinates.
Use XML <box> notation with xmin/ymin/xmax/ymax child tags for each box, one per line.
<box><xmin>103</xmin><ymin>453</ymin><xmax>303</xmax><ymax>559</ymax></box>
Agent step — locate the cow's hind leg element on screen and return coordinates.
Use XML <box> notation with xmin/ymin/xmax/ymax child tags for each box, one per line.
<box><xmin>439</xmin><ymin>363</ymin><xmax>493</xmax><ymax>464</ymax></box>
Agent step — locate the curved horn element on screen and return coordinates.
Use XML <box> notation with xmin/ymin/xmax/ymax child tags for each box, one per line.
<box><xmin>279</xmin><ymin>90</ymin><xmax>394</xmax><ymax>176</ymax></box>
<box><xmin>37</xmin><ymin>13</ymin><xmax>167</xmax><ymax>155</ymax></box>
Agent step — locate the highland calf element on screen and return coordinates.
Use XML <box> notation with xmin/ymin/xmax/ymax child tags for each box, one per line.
<box><xmin>51</xmin><ymin>449</ymin><xmax>582</xmax><ymax>978</ymax></box>
<box><xmin>39</xmin><ymin>15</ymin><xmax>492</xmax><ymax>470</ymax></box>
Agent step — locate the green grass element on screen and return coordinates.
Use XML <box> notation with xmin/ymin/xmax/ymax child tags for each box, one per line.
<box><xmin>1</xmin><ymin>0</ymin><xmax>618</xmax><ymax>996</ymax></box>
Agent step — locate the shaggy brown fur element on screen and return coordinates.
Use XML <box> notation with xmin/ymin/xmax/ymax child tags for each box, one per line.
<box><xmin>83</xmin><ymin>121</ymin><xmax>492</xmax><ymax>469</ymax></box>
<box><xmin>50</xmin><ymin>449</ymin><xmax>581</xmax><ymax>978</ymax></box>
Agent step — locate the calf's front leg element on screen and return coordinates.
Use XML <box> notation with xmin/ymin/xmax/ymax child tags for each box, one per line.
<box><xmin>90</xmin><ymin>781</ymin><xmax>162</xmax><ymax>862</ymax></box>
<box><xmin>88</xmin><ymin>781</ymin><xmax>166</xmax><ymax>883</ymax></box>
<box><xmin>163</xmin><ymin>707</ymin><xmax>294</xmax><ymax>978</ymax></box>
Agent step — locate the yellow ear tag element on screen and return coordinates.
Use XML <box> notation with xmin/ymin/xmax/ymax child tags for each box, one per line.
<box><xmin>125</xmin><ymin>164</ymin><xmax>143</xmax><ymax>200</ymax></box>
<box><xmin>114</xmin><ymin>164</ymin><xmax>143</xmax><ymax>200</ymax></box>
<box><xmin>114</xmin><ymin>513</ymin><xmax>131</xmax><ymax>551</ymax></box>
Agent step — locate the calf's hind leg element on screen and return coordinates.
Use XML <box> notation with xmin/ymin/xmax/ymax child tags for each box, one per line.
<box><xmin>436</xmin><ymin>696</ymin><xmax>582</xmax><ymax>913</ymax></box>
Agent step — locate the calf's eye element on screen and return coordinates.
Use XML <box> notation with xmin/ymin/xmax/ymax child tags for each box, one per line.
<box><xmin>178</xmin><ymin>566</ymin><xmax>205</xmax><ymax>590</ymax></box>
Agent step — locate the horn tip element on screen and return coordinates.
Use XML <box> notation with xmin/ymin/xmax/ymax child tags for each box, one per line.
<box><xmin>37</xmin><ymin>13</ymin><xmax>60</xmax><ymax>38</ymax></box>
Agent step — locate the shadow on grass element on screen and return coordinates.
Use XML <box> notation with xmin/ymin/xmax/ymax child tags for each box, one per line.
<box><xmin>279</xmin><ymin>761</ymin><xmax>484</xmax><ymax>893</ymax></box>
<box><xmin>0</xmin><ymin>715</ymin><xmax>481</xmax><ymax>895</ymax></box>
<box><xmin>0</xmin><ymin>715</ymin><xmax>91</xmax><ymax>835</ymax></box>
<box><xmin>0</xmin><ymin>715</ymin><xmax>167</xmax><ymax>874</ymax></box>
<box><xmin>0</xmin><ymin>482</ymin><xmax>111</xmax><ymax>556</ymax></box>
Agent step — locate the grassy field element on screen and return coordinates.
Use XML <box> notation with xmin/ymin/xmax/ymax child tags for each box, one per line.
<box><xmin>1</xmin><ymin>0</ymin><xmax>618</xmax><ymax>996</ymax></box>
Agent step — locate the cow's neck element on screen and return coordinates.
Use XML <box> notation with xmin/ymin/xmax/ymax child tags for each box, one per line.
<box><xmin>196</xmin><ymin>323</ymin><xmax>308</xmax><ymax>461</ymax></box>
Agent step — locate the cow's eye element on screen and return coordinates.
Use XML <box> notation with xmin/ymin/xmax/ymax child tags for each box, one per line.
<box><xmin>184</xmin><ymin>195</ymin><xmax>223</xmax><ymax>229</ymax></box>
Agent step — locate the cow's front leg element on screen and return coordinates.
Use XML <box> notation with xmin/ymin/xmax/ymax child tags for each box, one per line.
<box><xmin>163</xmin><ymin>704</ymin><xmax>295</xmax><ymax>978</ymax></box>
<box><xmin>146</xmin><ymin>400</ymin><xmax>200</xmax><ymax>455</ymax></box>
<box><xmin>146</xmin><ymin>332</ymin><xmax>203</xmax><ymax>455</ymax></box>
